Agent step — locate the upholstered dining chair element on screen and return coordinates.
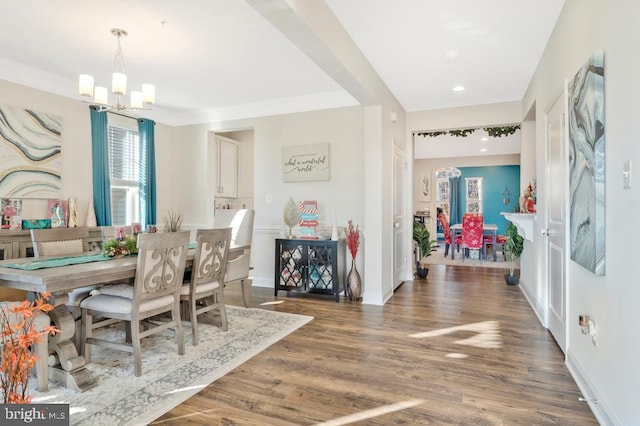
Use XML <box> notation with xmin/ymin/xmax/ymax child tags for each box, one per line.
<box><xmin>460</xmin><ymin>213</ymin><xmax>484</xmax><ymax>261</ymax></box>
<box><xmin>31</xmin><ymin>228</ymin><xmax>91</xmax><ymax>258</ymax></box>
<box><xmin>80</xmin><ymin>231</ymin><xmax>190</xmax><ymax>377</ymax></box>
<box><xmin>437</xmin><ymin>212</ymin><xmax>461</xmax><ymax>258</ymax></box>
<box><xmin>0</xmin><ymin>301</ymin><xmax>50</xmax><ymax>391</ymax></box>
<box><xmin>213</xmin><ymin>209</ymin><xmax>255</xmax><ymax>307</ymax></box>
<box><xmin>484</xmin><ymin>233</ymin><xmax>507</xmax><ymax>261</ymax></box>
<box><xmin>180</xmin><ymin>228</ymin><xmax>232</xmax><ymax>345</ymax></box>
<box><xmin>30</xmin><ymin>228</ymin><xmax>94</xmax><ymax>346</ymax></box>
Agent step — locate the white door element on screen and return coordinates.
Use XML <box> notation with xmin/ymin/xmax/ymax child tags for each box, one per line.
<box><xmin>393</xmin><ymin>144</ymin><xmax>406</xmax><ymax>289</ymax></box>
<box><xmin>545</xmin><ymin>85</ymin><xmax>568</xmax><ymax>352</ymax></box>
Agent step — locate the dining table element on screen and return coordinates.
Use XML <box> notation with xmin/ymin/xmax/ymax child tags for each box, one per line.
<box><xmin>450</xmin><ymin>223</ymin><xmax>498</xmax><ymax>261</ymax></box>
<box><xmin>0</xmin><ymin>243</ymin><xmax>248</xmax><ymax>392</ymax></box>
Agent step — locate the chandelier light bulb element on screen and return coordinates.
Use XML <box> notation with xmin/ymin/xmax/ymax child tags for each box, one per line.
<box><xmin>94</xmin><ymin>86</ymin><xmax>108</xmax><ymax>105</ymax></box>
<box><xmin>79</xmin><ymin>74</ymin><xmax>94</xmax><ymax>97</ymax></box>
<box><xmin>130</xmin><ymin>91</ymin><xmax>143</xmax><ymax>109</ymax></box>
<box><xmin>142</xmin><ymin>84</ymin><xmax>155</xmax><ymax>105</ymax></box>
<box><xmin>112</xmin><ymin>72</ymin><xmax>127</xmax><ymax>95</ymax></box>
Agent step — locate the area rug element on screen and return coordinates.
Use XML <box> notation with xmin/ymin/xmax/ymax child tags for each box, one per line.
<box><xmin>30</xmin><ymin>306</ymin><xmax>313</xmax><ymax>425</ymax></box>
<box><xmin>424</xmin><ymin>244</ymin><xmax>518</xmax><ymax>270</ymax></box>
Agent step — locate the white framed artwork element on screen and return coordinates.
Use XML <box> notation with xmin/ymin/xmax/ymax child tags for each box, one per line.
<box><xmin>282</xmin><ymin>143</ymin><xmax>330</xmax><ymax>182</ymax></box>
<box><xmin>0</xmin><ymin>103</ymin><xmax>62</xmax><ymax>198</ymax></box>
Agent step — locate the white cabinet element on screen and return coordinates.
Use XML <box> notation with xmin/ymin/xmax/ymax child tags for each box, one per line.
<box><xmin>216</xmin><ymin>136</ymin><xmax>238</xmax><ymax>198</ymax></box>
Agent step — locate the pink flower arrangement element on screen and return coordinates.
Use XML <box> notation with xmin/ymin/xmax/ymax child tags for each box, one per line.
<box><xmin>344</xmin><ymin>220</ymin><xmax>360</xmax><ymax>260</ymax></box>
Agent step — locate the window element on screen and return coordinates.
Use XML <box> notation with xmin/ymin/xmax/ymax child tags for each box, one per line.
<box><xmin>465</xmin><ymin>177</ymin><xmax>483</xmax><ymax>213</ymax></box>
<box><xmin>108</xmin><ymin>125</ymin><xmax>140</xmax><ymax>225</ymax></box>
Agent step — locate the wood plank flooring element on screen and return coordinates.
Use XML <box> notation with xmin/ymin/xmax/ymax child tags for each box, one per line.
<box><xmin>153</xmin><ymin>264</ymin><xmax>597</xmax><ymax>425</ymax></box>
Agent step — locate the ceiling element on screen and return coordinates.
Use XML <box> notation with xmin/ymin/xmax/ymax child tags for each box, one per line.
<box><xmin>0</xmin><ymin>1</ymin><xmax>564</xmax><ymax>129</ymax></box>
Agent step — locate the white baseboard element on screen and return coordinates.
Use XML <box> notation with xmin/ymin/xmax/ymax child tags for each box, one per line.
<box><xmin>518</xmin><ymin>278</ymin><xmax>547</xmax><ymax>327</ymax></box>
<box><xmin>566</xmin><ymin>351</ymin><xmax>617</xmax><ymax>425</ymax></box>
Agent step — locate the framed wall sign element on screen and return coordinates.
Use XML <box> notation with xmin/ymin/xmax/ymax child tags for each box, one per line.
<box><xmin>282</xmin><ymin>143</ymin><xmax>330</xmax><ymax>182</ymax></box>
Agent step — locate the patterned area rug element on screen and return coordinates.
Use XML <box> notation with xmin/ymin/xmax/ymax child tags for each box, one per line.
<box><xmin>30</xmin><ymin>306</ymin><xmax>313</xmax><ymax>425</ymax></box>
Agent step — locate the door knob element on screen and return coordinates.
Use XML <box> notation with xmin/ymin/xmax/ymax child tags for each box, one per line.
<box><xmin>541</xmin><ymin>229</ymin><xmax>549</xmax><ymax>236</ymax></box>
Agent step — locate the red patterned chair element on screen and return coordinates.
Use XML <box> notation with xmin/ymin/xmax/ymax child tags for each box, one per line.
<box><xmin>461</xmin><ymin>213</ymin><xmax>484</xmax><ymax>261</ymax></box>
<box><xmin>438</xmin><ymin>212</ymin><xmax>461</xmax><ymax>258</ymax></box>
<box><xmin>484</xmin><ymin>233</ymin><xmax>507</xmax><ymax>260</ymax></box>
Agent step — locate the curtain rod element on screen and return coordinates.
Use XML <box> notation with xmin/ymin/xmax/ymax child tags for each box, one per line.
<box><xmin>89</xmin><ymin>105</ymin><xmax>155</xmax><ymax>124</ymax></box>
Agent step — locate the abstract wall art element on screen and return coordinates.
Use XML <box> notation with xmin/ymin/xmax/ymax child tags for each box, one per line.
<box><xmin>0</xmin><ymin>103</ymin><xmax>62</xmax><ymax>198</ymax></box>
<box><xmin>568</xmin><ymin>51</ymin><xmax>605</xmax><ymax>276</ymax></box>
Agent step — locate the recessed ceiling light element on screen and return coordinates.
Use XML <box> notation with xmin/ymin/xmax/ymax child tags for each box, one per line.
<box><xmin>481</xmin><ymin>137</ymin><xmax>488</xmax><ymax>141</ymax></box>
<box><xmin>445</xmin><ymin>50</ymin><xmax>459</xmax><ymax>60</ymax></box>
<box><xmin>452</xmin><ymin>85</ymin><xmax>465</xmax><ymax>92</ymax></box>
<box><xmin>480</xmin><ymin>148</ymin><xmax>487</xmax><ymax>152</ymax></box>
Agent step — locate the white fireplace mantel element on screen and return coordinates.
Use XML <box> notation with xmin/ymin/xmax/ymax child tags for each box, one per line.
<box><xmin>501</xmin><ymin>213</ymin><xmax>536</xmax><ymax>242</ymax></box>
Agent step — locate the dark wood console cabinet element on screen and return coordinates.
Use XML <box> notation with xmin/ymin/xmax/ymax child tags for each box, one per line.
<box><xmin>274</xmin><ymin>238</ymin><xmax>345</xmax><ymax>302</ymax></box>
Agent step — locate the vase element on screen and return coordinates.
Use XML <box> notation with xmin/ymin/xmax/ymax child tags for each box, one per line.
<box><xmin>68</xmin><ymin>198</ymin><xmax>79</xmax><ymax>227</ymax></box>
<box><xmin>85</xmin><ymin>199</ymin><xmax>97</xmax><ymax>227</ymax></box>
<box><xmin>347</xmin><ymin>259</ymin><xmax>362</xmax><ymax>302</ymax></box>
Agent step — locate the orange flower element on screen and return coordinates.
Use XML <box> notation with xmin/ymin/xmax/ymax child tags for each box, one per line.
<box><xmin>1</xmin><ymin>293</ymin><xmax>58</xmax><ymax>404</ymax></box>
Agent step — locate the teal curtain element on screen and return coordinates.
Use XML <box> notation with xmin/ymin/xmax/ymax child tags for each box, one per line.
<box><xmin>90</xmin><ymin>106</ymin><xmax>111</xmax><ymax>226</ymax></box>
<box><xmin>138</xmin><ymin>118</ymin><xmax>157</xmax><ymax>228</ymax></box>
<box><xmin>449</xmin><ymin>175</ymin><xmax>462</xmax><ymax>226</ymax></box>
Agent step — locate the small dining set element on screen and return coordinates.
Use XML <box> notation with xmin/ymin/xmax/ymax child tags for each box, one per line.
<box><xmin>0</xmin><ymin>209</ymin><xmax>254</xmax><ymax>393</ymax></box>
<box><xmin>437</xmin><ymin>212</ymin><xmax>506</xmax><ymax>262</ymax></box>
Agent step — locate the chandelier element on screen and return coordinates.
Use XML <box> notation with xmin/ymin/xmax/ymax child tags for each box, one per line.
<box><xmin>79</xmin><ymin>28</ymin><xmax>155</xmax><ymax>111</ymax></box>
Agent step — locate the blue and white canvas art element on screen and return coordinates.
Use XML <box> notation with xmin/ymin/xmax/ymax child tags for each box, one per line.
<box><xmin>0</xmin><ymin>104</ymin><xmax>62</xmax><ymax>198</ymax></box>
<box><xmin>568</xmin><ymin>51</ymin><xmax>605</xmax><ymax>276</ymax></box>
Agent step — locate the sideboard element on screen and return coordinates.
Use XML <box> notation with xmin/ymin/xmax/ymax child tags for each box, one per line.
<box><xmin>274</xmin><ymin>238</ymin><xmax>345</xmax><ymax>302</ymax></box>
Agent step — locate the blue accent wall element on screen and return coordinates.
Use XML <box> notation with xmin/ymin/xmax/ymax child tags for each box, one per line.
<box><xmin>457</xmin><ymin>165</ymin><xmax>520</xmax><ymax>235</ymax></box>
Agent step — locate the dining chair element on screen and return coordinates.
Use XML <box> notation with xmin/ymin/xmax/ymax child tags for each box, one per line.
<box><xmin>30</xmin><ymin>228</ymin><xmax>94</xmax><ymax>346</ymax></box>
<box><xmin>31</xmin><ymin>228</ymin><xmax>91</xmax><ymax>258</ymax></box>
<box><xmin>437</xmin><ymin>212</ymin><xmax>461</xmax><ymax>258</ymax></box>
<box><xmin>80</xmin><ymin>231</ymin><xmax>190</xmax><ymax>377</ymax></box>
<box><xmin>0</xmin><ymin>302</ymin><xmax>50</xmax><ymax>392</ymax></box>
<box><xmin>484</xmin><ymin>233</ymin><xmax>507</xmax><ymax>261</ymax></box>
<box><xmin>460</xmin><ymin>213</ymin><xmax>484</xmax><ymax>261</ymax></box>
<box><xmin>213</xmin><ymin>209</ymin><xmax>255</xmax><ymax>307</ymax></box>
<box><xmin>180</xmin><ymin>228</ymin><xmax>232</xmax><ymax>345</ymax></box>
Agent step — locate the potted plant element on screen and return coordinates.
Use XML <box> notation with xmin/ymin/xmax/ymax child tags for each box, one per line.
<box><xmin>413</xmin><ymin>220</ymin><xmax>438</xmax><ymax>278</ymax></box>
<box><xmin>504</xmin><ymin>222</ymin><xmax>524</xmax><ymax>285</ymax></box>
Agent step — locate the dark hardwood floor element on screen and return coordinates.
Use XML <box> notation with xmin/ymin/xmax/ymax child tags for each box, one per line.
<box><xmin>154</xmin><ymin>264</ymin><xmax>597</xmax><ymax>425</ymax></box>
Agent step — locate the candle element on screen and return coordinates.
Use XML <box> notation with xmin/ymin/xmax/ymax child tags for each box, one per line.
<box><xmin>131</xmin><ymin>222</ymin><xmax>142</xmax><ymax>235</ymax></box>
<box><xmin>115</xmin><ymin>226</ymin><xmax>125</xmax><ymax>240</ymax></box>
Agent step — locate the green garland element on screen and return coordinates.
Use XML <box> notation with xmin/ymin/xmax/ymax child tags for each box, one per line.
<box><xmin>416</xmin><ymin>124</ymin><xmax>520</xmax><ymax>138</ymax></box>
<box><xmin>102</xmin><ymin>235</ymin><xmax>138</xmax><ymax>257</ymax></box>
<box><xmin>483</xmin><ymin>125</ymin><xmax>520</xmax><ymax>137</ymax></box>
<box><xmin>448</xmin><ymin>128</ymin><xmax>476</xmax><ymax>137</ymax></box>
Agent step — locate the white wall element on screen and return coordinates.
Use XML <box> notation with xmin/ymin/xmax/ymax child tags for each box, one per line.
<box><xmin>0</xmin><ymin>79</ymin><xmax>176</xmax><ymax>226</ymax></box>
<box><xmin>174</xmin><ymin>106</ymin><xmax>366</xmax><ymax>294</ymax></box>
<box><xmin>522</xmin><ymin>0</ymin><xmax>638</xmax><ymax>423</ymax></box>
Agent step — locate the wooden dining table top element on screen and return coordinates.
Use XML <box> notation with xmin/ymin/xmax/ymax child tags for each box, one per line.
<box><xmin>0</xmin><ymin>244</ymin><xmax>249</xmax><ymax>295</ymax></box>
